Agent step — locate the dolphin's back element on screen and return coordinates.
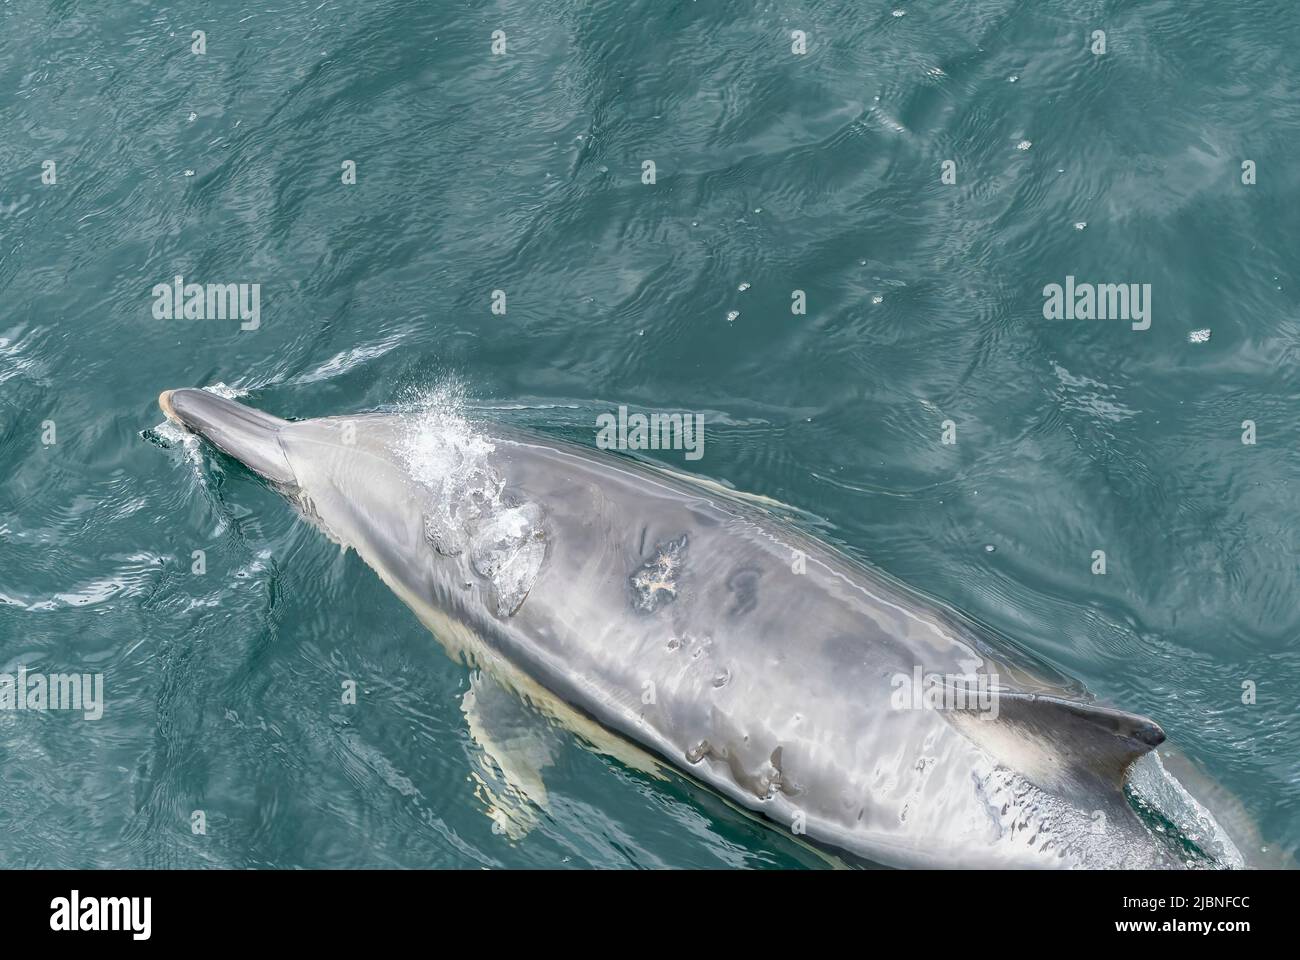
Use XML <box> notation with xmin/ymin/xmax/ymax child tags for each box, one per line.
<box><xmin>478</xmin><ymin>431</ymin><xmax>1171</xmax><ymax>867</ymax></box>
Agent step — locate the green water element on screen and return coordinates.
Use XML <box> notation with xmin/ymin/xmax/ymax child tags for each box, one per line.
<box><xmin>1</xmin><ymin>0</ymin><xmax>1296</xmax><ymax>867</ymax></box>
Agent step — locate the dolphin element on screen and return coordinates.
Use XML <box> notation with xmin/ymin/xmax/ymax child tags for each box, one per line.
<box><xmin>156</xmin><ymin>387</ymin><xmax>1233</xmax><ymax>868</ymax></box>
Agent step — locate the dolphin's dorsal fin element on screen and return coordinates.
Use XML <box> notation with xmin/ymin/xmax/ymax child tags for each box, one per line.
<box><xmin>947</xmin><ymin>692</ymin><xmax>1165</xmax><ymax>796</ymax></box>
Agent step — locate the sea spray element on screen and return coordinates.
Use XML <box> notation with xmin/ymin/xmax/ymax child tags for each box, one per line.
<box><xmin>1126</xmin><ymin>753</ymin><xmax>1246</xmax><ymax>869</ymax></box>
<box><xmin>393</xmin><ymin>381</ymin><xmax>544</xmax><ymax>616</ymax></box>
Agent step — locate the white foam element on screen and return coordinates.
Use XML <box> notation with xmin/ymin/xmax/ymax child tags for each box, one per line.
<box><xmin>201</xmin><ymin>381</ymin><xmax>249</xmax><ymax>400</ymax></box>
<box><xmin>290</xmin><ymin>336</ymin><xmax>405</xmax><ymax>385</ymax></box>
<box><xmin>394</xmin><ymin>381</ymin><xmax>544</xmax><ymax>616</ymax></box>
<box><xmin>1128</xmin><ymin>752</ymin><xmax>1245</xmax><ymax>868</ymax></box>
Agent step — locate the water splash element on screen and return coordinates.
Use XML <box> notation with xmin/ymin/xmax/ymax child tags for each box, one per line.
<box><xmin>1127</xmin><ymin>752</ymin><xmax>1245</xmax><ymax>868</ymax></box>
<box><xmin>394</xmin><ymin>380</ymin><xmax>500</xmax><ymax>555</ymax></box>
<box><xmin>394</xmin><ymin>381</ymin><xmax>545</xmax><ymax>616</ymax></box>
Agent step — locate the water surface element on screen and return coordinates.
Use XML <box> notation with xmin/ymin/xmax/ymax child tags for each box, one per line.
<box><xmin>1</xmin><ymin>0</ymin><xmax>1296</xmax><ymax>867</ymax></box>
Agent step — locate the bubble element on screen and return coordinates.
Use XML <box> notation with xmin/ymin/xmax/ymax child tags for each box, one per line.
<box><xmin>469</xmin><ymin>504</ymin><xmax>546</xmax><ymax>616</ymax></box>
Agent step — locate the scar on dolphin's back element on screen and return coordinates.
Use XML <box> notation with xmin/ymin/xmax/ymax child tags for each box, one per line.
<box><xmin>630</xmin><ymin>534</ymin><xmax>687</xmax><ymax>612</ymax></box>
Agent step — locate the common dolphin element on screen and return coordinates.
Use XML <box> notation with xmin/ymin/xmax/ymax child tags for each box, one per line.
<box><xmin>156</xmin><ymin>387</ymin><xmax>1238</xmax><ymax>868</ymax></box>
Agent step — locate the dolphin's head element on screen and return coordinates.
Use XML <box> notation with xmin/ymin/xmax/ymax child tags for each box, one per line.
<box><xmin>158</xmin><ymin>386</ymin><xmax>544</xmax><ymax>638</ymax></box>
<box><xmin>157</xmin><ymin>386</ymin><xmax>488</xmax><ymax>599</ymax></box>
<box><xmin>159</xmin><ymin>388</ymin><xmax>298</xmax><ymax>487</ymax></box>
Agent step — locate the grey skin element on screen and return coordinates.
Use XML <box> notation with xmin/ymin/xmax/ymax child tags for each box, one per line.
<box><xmin>158</xmin><ymin>388</ymin><xmax>1185</xmax><ymax>868</ymax></box>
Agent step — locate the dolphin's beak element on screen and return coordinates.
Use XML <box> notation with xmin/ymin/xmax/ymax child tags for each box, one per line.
<box><xmin>158</xmin><ymin>390</ymin><xmax>182</xmax><ymax>426</ymax></box>
<box><xmin>159</xmin><ymin>388</ymin><xmax>297</xmax><ymax>485</ymax></box>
